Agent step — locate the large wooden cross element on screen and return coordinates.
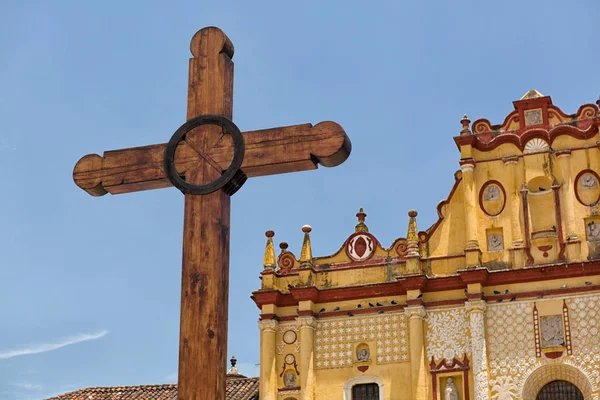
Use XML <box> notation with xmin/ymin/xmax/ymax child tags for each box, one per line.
<box><xmin>73</xmin><ymin>27</ymin><xmax>351</xmax><ymax>399</ymax></box>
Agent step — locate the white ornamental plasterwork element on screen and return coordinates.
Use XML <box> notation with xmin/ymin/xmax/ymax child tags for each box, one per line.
<box><xmin>425</xmin><ymin>307</ymin><xmax>470</xmax><ymax>362</ymax></box>
<box><xmin>488</xmin><ymin>295</ymin><xmax>600</xmax><ymax>399</ymax></box>
<box><xmin>315</xmin><ymin>313</ymin><xmax>409</xmax><ymax>369</ymax></box>
<box><xmin>468</xmin><ymin>301</ymin><xmax>489</xmax><ymax>400</ymax></box>
<box><xmin>487</xmin><ymin>301</ymin><xmax>537</xmax><ymax>398</ymax></box>
<box><xmin>567</xmin><ymin>294</ymin><xmax>600</xmax><ymax>388</ymax></box>
<box><xmin>277</xmin><ymin>321</ymin><xmax>301</xmax><ymax>355</ymax></box>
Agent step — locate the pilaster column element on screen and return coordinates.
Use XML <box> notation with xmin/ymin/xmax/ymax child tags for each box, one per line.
<box><xmin>465</xmin><ymin>300</ymin><xmax>489</xmax><ymax>400</ymax></box>
<box><xmin>460</xmin><ymin>159</ymin><xmax>481</xmax><ymax>266</ymax></box>
<box><xmin>502</xmin><ymin>156</ymin><xmax>523</xmax><ymax>246</ymax></box>
<box><xmin>404</xmin><ymin>305</ymin><xmax>428</xmax><ymax>399</ymax></box>
<box><xmin>556</xmin><ymin>150</ymin><xmax>577</xmax><ymax>241</ymax></box>
<box><xmin>258</xmin><ymin>319</ymin><xmax>279</xmax><ymax>400</ymax></box>
<box><xmin>298</xmin><ymin>316</ymin><xmax>317</xmax><ymax>400</ymax></box>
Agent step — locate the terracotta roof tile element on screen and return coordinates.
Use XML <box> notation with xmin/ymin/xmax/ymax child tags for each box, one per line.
<box><xmin>46</xmin><ymin>378</ymin><xmax>259</xmax><ymax>400</ymax></box>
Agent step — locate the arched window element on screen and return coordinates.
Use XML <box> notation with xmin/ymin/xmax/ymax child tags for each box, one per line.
<box><xmin>351</xmin><ymin>383</ymin><xmax>379</xmax><ymax>399</ymax></box>
<box><xmin>343</xmin><ymin>376</ymin><xmax>383</xmax><ymax>400</ymax></box>
<box><xmin>536</xmin><ymin>380</ymin><xmax>584</xmax><ymax>400</ymax></box>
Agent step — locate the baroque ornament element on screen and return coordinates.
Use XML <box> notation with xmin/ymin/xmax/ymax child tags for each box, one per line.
<box><xmin>426</xmin><ymin>307</ymin><xmax>470</xmax><ymax>362</ymax></box>
<box><xmin>467</xmin><ymin>300</ymin><xmax>489</xmax><ymax>400</ymax></box>
<box><xmin>346</xmin><ymin>233</ymin><xmax>375</xmax><ymax>261</ymax></box>
<box><xmin>488</xmin><ymin>295</ymin><xmax>600</xmax><ymax>399</ymax></box>
<box><xmin>523</xmin><ymin>138</ymin><xmax>549</xmax><ymax>154</ymax></box>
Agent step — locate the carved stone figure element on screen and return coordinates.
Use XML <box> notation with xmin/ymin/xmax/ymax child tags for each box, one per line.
<box><xmin>484</xmin><ymin>185</ymin><xmax>500</xmax><ymax>201</ymax></box>
<box><xmin>356</xmin><ymin>347</ymin><xmax>369</xmax><ymax>362</ymax></box>
<box><xmin>581</xmin><ymin>173</ymin><xmax>598</xmax><ymax>189</ymax></box>
<box><xmin>524</xmin><ymin>109</ymin><xmax>542</xmax><ymax>126</ymax></box>
<box><xmin>541</xmin><ymin>315</ymin><xmax>564</xmax><ymax>348</ymax></box>
<box><xmin>283</xmin><ymin>372</ymin><xmax>296</xmax><ymax>388</ymax></box>
<box><xmin>488</xmin><ymin>234</ymin><xmax>503</xmax><ymax>251</ymax></box>
<box><xmin>444</xmin><ymin>377</ymin><xmax>459</xmax><ymax>400</ymax></box>
<box><xmin>587</xmin><ymin>221</ymin><xmax>600</xmax><ymax>241</ymax></box>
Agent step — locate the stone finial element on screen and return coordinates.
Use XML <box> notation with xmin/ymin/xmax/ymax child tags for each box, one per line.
<box><xmin>355</xmin><ymin>207</ymin><xmax>369</xmax><ymax>233</ymax></box>
<box><xmin>263</xmin><ymin>230</ymin><xmax>277</xmax><ymax>270</ymax></box>
<box><xmin>520</xmin><ymin>89</ymin><xmax>544</xmax><ymax>100</ymax></box>
<box><xmin>300</xmin><ymin>225</ymin><xmax>313</xmax><ymax>265</ymax></box>
<box><xmin>226</xmin><ymin>356</ymin><xmax>246</xmax><ymax>378</ymax></box>
<box><xmin>460</xmin><ymin>114</ymin><xmax>471</xmax><ymax>136</ymax></box>
<box><xmin>406</xmin><ymin>210</ymin><xmax>420</xmax><ymax>257</ymax></box>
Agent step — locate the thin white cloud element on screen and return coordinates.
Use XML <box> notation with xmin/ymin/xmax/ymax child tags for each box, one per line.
<box><xmin>13</xmin><ymin>382</ymin><xmax>42</xmax><ymax>390</ymax></box>
<box><xmin>0</xmin><ymin>330</ymin><xmax>108</xmax><ymax>359</ymax></box>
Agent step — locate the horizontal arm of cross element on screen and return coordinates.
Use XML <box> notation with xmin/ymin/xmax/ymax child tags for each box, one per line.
<box><xmin>73</xmin><ymin>121</ymin><xmax>350</xmax><ymax>196</ymax></box>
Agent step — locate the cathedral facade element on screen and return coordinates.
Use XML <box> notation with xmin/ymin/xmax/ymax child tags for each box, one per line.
<box><xmin>252</xmin><ymin>92</ymin><xmax>600</xmax><ymax>400</ymax></box>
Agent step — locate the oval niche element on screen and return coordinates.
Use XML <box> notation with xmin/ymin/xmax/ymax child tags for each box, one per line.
<box><xmin>575</xmin><ymin>170</ymin><xmax>600</xmax><ymax>206</ymax></box>
<box><xmin>479</xmin><ymin>181</ymin><xmax>506</xmax><ymax>216</ymax></box>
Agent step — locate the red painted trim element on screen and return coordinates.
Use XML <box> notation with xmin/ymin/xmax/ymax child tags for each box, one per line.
<box><xmin>521</xmin><ymin>185</ymin><xmax>535</xmax><ymax>265</ymax></box>
<box><xmin>453</xmin><ymin>119</ymin><xmax>599</xmax><ymax>152</ymax></box>
<box><xmin>297</xmin><ymin>310</ymin><xmax>317</xmax><ymax>318</ymax></box>
<box><xmin>278</xmin><ymin>386</ymin><xmax>300</xmax><ymax>392</ymax></box>
<box><xmin>313</xmin><ymin>256</ymin><xmax>396</xmax><ymax>271</ymax></box>
<box><xmin>575</xmin><ymin>103</ymin><xmax>600</xmax><ymax>120</ymax></box>
<box><xmin>430</xmin><ymin>356</ymin><xmax>471</xmax><ymax>400</ymax></box>
<box><xmin>467</xmin><ymin>293</ymin><xmax>484</xmax><ymax>301</ymax></box>
<box><xmin>563</xmin><ymin>299</ymin><xmax>572</xmax><ymax>355</ymax></box>
<box><xmin>479</xmin><ymin>180</ymin><xmax>507</xmax><ymax>217</ymax></box>
<box><xmin>289</xmin><ymin>287</ymin><xmax>319</xmax><ymax>302</ymax></box>
<box><xmin>544</xmin><ymin>351</ymin><xmax>563</xmax><ymax>359</ymax></box>
<box><xmin>425</xmin><ymin>275</ymin><xmax>464</xmax><ymax>292</ymax></box>
<box><xmin>459</xmin><ymin>268</ymin><xmax>489</xmax><ymax>285</ymax></box>
<box><xmin>426</xmin><ymin>298</ymin><xmax>467</xmax><ymax>308</ymax></box>
<box><xmin>398</xmin><ymin>275</ymin><xmax>428</xmax><ymax>291</ymax></box>
<box><xmin>252</xmin><ymin>262</ymin><xmax>600</xmax><ymax>309</ymax></box>
<box><xmin>459</xmin><ymin>158</ymin><xmax>476</xmax><ymax>167</ymax></box>
<box><xmin>552</xmin><ymin>185</ymin><xmax>566</xmax><ymax>261</ymax></box>
<box><xmin>574</xmin><ymin>169</ymin><xmax>600</xmax><ymax>206</ymax></box>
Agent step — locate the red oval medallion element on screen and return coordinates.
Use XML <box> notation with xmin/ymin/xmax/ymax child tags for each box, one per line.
<box><xmin>354</xmin><ymin>236</ymin><xmax>367</xmax><ymax>258</ymax></box>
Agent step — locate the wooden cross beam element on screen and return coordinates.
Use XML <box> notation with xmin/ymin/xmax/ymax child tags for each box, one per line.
<box><xmin>73</xmin><ymin>27</ymin><xmax>351</xmax><ymax>400</ymax></box>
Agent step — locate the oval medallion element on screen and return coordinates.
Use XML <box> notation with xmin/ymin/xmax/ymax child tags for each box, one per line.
<box><xmin>346</xmin><ymin>233</ymin><xmax>376</xmax><ymax>261</ymax></box>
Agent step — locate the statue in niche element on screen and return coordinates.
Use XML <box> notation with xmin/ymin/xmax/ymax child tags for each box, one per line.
<box><xmin>484</xmin><ymin>185</ymin><xmax>500</xmax><ymax>201</ymax></box>
<box><xmin>581</xmin><ymin>173</ymin><xmax>598</xmax><ymax>189</ymax></box>
<box><xmin>587</xmin><ymin>221</ymin><xmax>600</xmax><ymax>241</ymax></box>
<box><xmin>444</xmin><ymin>377</ymin><xmax>459</xmax><ymax>400</ymax></box>
<box><xmin>356</xmin><ymin>347</ymin><xmax>369</xmax><ymax>362</ymax></box>
<box><xmin>283</xmin><ymin>371</ymin><xmax>296</xmax><ymax>388</ymax></box>
<box><xmin>541</xmin><ymin>315</ymin><xmax>564</xmax><ymax>348</ymax></box>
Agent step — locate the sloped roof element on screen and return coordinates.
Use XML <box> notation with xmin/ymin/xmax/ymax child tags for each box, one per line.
<box><xmin>46</xmin><ymin>377</ymin><xmax>259</xmax><ymax>400</ymax></box>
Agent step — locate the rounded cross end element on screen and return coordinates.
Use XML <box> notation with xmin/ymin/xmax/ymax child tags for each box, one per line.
<box><xmin>190</xmin><ymin>26</ymin><xmax>234</xmax><ymax>59</ymax></box>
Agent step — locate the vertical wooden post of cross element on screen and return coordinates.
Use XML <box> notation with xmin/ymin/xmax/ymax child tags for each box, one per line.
<box><xmin>177</xmin><ymin>27</ymin><xmax>234</xmax><ymax>400</ymax></box>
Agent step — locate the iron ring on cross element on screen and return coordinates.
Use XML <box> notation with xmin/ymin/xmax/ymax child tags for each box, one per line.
<box><xmin>164</xmin><ymin>114</ymin><xmax>246</xmax><ymax>196</ymax></box>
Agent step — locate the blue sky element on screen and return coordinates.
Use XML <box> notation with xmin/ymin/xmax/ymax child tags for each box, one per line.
<box><xmin>0</xmin><ymin>0</ymin><xmax>598</xmax><ymax>399</ymax></box>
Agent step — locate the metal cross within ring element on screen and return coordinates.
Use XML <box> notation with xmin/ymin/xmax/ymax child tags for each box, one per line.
<box><xmin>164</xmin><ymin>114</ymin><xmax>246</xmax><ymax>196</ymax></box>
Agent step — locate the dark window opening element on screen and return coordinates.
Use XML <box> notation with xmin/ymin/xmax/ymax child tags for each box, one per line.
<box><xmin>536</xmin><ymin>380</ymin><xmax>584</xmax><ymax>400</ymax></box>
<box><xmin>352</xmin><ymin>383</ymin><xmax>379</xmax><ymax>400</ymax></box>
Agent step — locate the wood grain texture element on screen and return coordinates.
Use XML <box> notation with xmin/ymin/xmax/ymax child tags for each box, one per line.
<box><xmin>177</xmin><ymin>26</ymin><xmax>233</xmax><ymax>400</ymax></box>
<box><xmin>73</xmin><ymin>121</ymin><xmax>350</xmax><ymax>196</ymax></box>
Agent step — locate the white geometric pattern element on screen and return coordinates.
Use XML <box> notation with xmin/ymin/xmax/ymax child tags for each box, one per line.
<box><xmin>315</xmin><ymin>313</ymin><xmax>409</xmax><ymax>369</ymax></box>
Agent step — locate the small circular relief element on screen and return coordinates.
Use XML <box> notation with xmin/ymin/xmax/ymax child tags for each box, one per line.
<box><xmin>285</xmin><ymin>354</ymin><xmax>295</xmax><ymax>364</ymax></box>
<box><xmin>283</xmin><ymin>330</ymin><xmax>297</xmax><ymax>344</ymax></box>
